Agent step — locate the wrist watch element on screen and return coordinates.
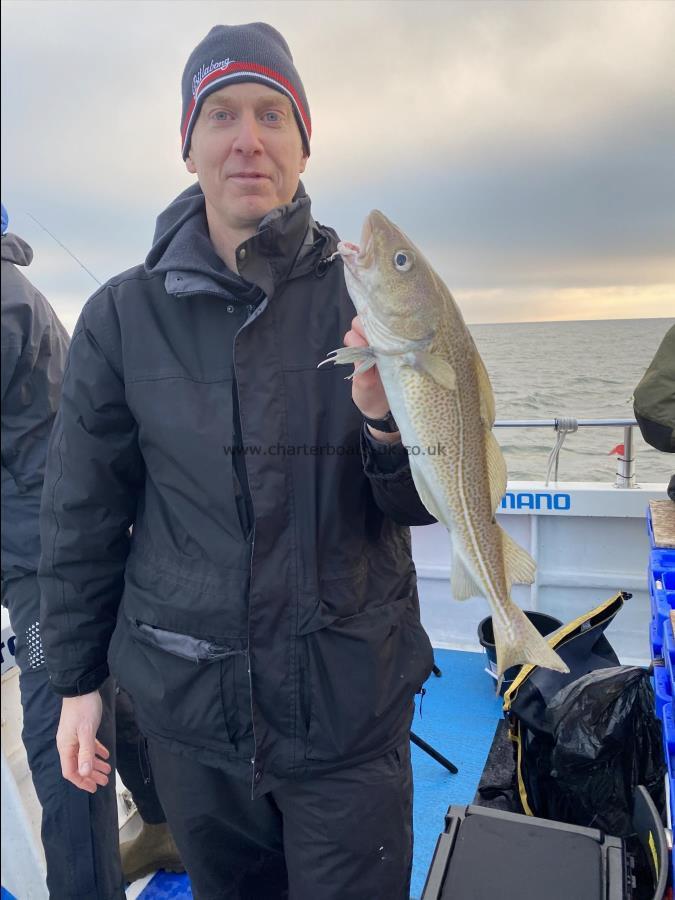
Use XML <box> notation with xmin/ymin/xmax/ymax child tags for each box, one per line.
<box><xmin>363</xmin><ymin>410</ymin><xmax>399</xmax><ymax>433</ymax></box>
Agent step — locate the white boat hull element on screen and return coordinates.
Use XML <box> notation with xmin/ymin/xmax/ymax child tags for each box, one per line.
<box><xmin>413</xmin><ymin>480</ymin><xmax>665</xmax><ymax>666</ymax></box>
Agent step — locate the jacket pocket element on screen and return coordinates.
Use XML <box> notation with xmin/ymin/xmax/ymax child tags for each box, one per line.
<box><xmin>114</xmin><ymin>616</ymin><xmax>250</xmax><ymax>754</ymax></box>
<box><xmin>302</xmin><ymin>596</ymin><xmax>433</xmax><ymax>762</ymax></box>
<box><xmin>132</xmin><ymin>619</ymin><xmax>246</xmax><ymax>662</ymax></box>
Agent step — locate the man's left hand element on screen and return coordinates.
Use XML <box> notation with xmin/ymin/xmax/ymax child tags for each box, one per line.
<box><xmin>343</xmin><ymin>316</ymin><xmax>400</xmax><ymax>444</ymax></box>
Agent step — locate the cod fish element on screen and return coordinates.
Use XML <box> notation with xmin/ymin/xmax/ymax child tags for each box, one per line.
<box><xmin>320</xmin><ymin>210</ymin><xmax>568</xmax><ymax>679</ymax></box>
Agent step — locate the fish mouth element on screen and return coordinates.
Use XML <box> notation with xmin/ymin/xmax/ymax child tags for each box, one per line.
<box><xmin>354</xmin><ymin>209</ymin><xmax>394</xmax><ymax>270</ymax></box>
<box><xmin>337</xmin><ymin>220</ymin><xmax>374</xmax><ymax>276</ymax></box>
<box><xmin>339</xmin><ymin>208</ymin><xmax>400</xmax><ymax>275</ymax></box>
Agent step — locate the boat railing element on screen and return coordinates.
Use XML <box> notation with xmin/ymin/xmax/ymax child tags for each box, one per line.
<box><xmin>493</xmin><ymin>417</ymin><xmax>638</xmax><ymax>488</ymax></box>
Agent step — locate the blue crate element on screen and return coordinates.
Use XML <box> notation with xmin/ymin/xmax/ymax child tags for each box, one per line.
<box><xmin>650</xmin><ymin>550</ymin><xmax>675</xmax><ymax>584</ymax></box>
<box><xmin>647</xmin><ymin>507</ymin><xmax>656</xmax><ymax>547</ymax></box>
<box><xmin>661</xmin><ymin>704</ymin><xmax>675</xmax><ymax>826</ymax></box>
<box><xmin>663</xmin><ymin>704</ymin><xmax>675</xmax><ymax>764</ymax></box>
<box><xmin>653</xmin><ymin>665</ymin><xmax>672</xmax><ymax>721</ymax></box>
<box><xmin>651</xmin><ymin>584</ymin><xmax>671</xmax><ymax>642</ymax></box>
<box><xmin>662</xmin><ymin>705</ymin><xmax>675</xmax><ymax>824</ymax></box>
<box><xmin>650</xmin><ymin>554</ymin><xmax>675</xmax><ymax>596</ymax></box>
<box><xmin>650</xmin><ymin>561</ymin><xmax>675</xmax><ymax>662</ymax></box>
<box><xmin>652</xmin><ymin>618</ymin><xmax>664</xmax><ymax>660</ymax></box>
<box><xmin>647</xmin><ymin>507</ymin><xmax>675</xmax><ymax>567</ymax></box>
<box><xmin>661</xmin><ymin>567</ymin><xmax>675</xmax><ymax>604</ymax></box>
<box><xmin>665</xmin><ymin>622</ymin><xmax>675</xmax><ymax>697</ymax></box>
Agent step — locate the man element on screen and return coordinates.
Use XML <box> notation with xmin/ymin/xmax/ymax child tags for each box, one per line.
<box><xmin>1</xmin><ymin>204</ymin><xmax>123</xmax><ymax>898</ymax></box>
<box><xmin>40</xmin><ymin>23</ymin><xmax>435</xmax><ymax>899</ymax></box>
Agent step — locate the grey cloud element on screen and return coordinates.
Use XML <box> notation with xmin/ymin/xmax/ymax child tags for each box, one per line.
<box><xmin>312</xmin><ymin>108</ymin><xmax>675</xmax><ymax>290</ymax></box>
<box><xmin>2</xmin><ymin>0</ymin><xmax>674</xmax><ymax>323</ymax></box>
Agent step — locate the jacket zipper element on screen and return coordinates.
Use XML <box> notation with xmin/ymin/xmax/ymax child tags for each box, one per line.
<box><xmin>232</xmin><ymin>295</ymin><xmax>270</xmax><ymax>795</ymax></box>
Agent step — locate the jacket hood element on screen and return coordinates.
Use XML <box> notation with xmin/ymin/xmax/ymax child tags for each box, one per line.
<box><xmin>1</xmin><ymin>233</ymin><xmax>34</xmax><ymax>267</ymax></box>
<box><xmin>144</xmin><ymin>180</ymin><xmax>328</xmax><ymax>301</ymax></box>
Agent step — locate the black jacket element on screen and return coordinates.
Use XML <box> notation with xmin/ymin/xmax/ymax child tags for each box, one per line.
<box><xmin>1</xmin><ymin>233</ymin><xmax>69</xmax><ymax>598</ymax></box>
<box><xmin>39</xmin><ymin>184</ymin><xmax>435</xmax><ymax>795</ymax></box>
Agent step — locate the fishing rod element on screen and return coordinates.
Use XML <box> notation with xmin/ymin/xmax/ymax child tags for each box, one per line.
<box><xmin>24</xmin><ymin>211</ymin><xmax>102</xmax><ymax>286</ymax></box>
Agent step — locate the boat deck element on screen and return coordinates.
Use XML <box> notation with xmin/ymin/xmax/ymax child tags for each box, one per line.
<box><xmin>126</xmin><ymin>648</ymin><xmax>502</xmax><ymax>900</ymax></box>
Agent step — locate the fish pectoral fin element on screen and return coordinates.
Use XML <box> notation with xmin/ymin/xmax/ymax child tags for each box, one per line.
<box><xmin>500</xmin><ymin>526</ymin><xmax>536</xmax><ymax>588</ymax></box>
<box><xmin>474</xmin><ymin>349</ymin><xmax>496</xmax><ymax>427</ymax></box>
<box><xmin>405</xmin><ymin>352</ymin><xmax>456</xmax><ymax>391</ymax></box>
<box><xmin>450</xmin><ymin>552</ymin><xmax>482</xmax><ymax>601</ymax></box>
<box><xmin>318</xmin><ymin>345</ymin><xmax>377</xmax><ymax>367</ymax></box>
<box><xmin>317</xmin><ymin>346</ymin><xmax>378</xmax><ymax>379</ymax></box>
<box><xmin>492</xmin><ymin>605</ymin><xmax>569</xmax><ymax>677</ymax></box>
<box><xmin>485</xmin><ymin>430</ymin><xmax>508</xmax><ymax>512</ymax></box>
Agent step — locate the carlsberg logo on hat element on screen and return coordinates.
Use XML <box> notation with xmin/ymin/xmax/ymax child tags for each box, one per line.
<box><xmin>181</xmin><ymin>23</ymin><xmax>311</xmax><ymax>159</ymax></box>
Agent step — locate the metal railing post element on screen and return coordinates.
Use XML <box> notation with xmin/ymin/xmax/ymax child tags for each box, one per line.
<box><xmin>615</xmin><ymin>425</ymin><xmax>636</xmax><ymax>489</ymax></box>
<box><xmin>491</xmin><ymin>418</ymin><xmax>640</xmax><ymax>488</ymax></box>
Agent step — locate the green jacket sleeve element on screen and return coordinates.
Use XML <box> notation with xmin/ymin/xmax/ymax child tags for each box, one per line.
<box><xmin>633</xmin><ymin>324</ymin><xmax>675</xmax><ymax>453</ymax></box>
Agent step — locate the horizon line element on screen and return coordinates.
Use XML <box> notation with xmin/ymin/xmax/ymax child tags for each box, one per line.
<box><xmin>467</xmin><ymin>315</ymin><xmax>674</xmax><ymax>327</ymax></box>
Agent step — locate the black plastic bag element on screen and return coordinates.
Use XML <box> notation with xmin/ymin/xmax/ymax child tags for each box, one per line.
<box><xmin>546</xmin><ymin>666</ymin><xmax>666</xmax><ymax>836</ymax></box>
<box><xmin>503</xmin><ymin>592</ymin><xmax>625</xmax><ymax>818</ymax></box>
<box><xmin>483</xmin><ymin>592</ymin><xmax>667</xmax><ymax>838</ymax></box>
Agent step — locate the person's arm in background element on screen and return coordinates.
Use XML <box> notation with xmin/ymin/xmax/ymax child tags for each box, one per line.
<box><xmin>1</xmin><ymin>297</ymin><xmax>23</xmax><ymax>592</ymax></box>
<box><xmin>632</xmin><ymin>323</ymin><xmax>675</xmax><ymax>502</ymax></box>
<box><xmin>633</xmin><ymin>324</ymin><xmax>675</xmax><ymax>454</ymax></box>
<box><xmin>39</xmin><ymin>290</ymin><xmax>144</xmax><ymax>792</ymax></box>
<box><xmin>2</xmin><ymin>252</ymin><xmax>70</xmax><ymax>594</ymax></box>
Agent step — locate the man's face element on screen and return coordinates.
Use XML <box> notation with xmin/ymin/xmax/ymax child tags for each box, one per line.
<box><xmin>186</xmin><ymin>82</ymin><xmax>308</xmax><ymax>231</ymax></box>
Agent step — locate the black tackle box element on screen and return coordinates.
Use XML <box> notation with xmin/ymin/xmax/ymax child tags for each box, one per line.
<box><xmin>421</xmin><ymin>803</ymin><xmax>631</xmax><ymax>900</ymax></box>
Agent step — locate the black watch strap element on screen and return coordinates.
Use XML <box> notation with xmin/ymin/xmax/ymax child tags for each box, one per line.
<box><xmin>363</xmin><ymin>410</ymin><xmax>399</xmax><ymax>433</ymax></box>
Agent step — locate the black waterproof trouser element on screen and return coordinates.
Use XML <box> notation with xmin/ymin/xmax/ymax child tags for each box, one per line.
<box><xmin>114</xmin><ymin>686</ymin><xmax>166</xmax><ymax>825</ymax></box>
<box><xmin>5</xmin><ymin>574</ymin><xmax>125</xmax><ymax>899</ymax></box>
<box><xmin>4</xmin><ymin>574</ymin><xmax>161</xmax><ymax>897</ymax></box>
<box><xmin>148</xmin><ymin>738</ymin><xmax>414</xmax><ymax>900</ymax></box>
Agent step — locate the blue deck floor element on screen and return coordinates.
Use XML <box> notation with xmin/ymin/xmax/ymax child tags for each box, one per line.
<box><xmin>134</xmin><ymin>648</ymin><xmax>502</xmax><ymax>900</ymax></box>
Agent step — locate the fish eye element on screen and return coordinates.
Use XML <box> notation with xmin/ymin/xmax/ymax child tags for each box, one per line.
<box><xmin>393</xmin><ymin>250</ymin><xmax>413</xmax><ymax>272</ymax></box>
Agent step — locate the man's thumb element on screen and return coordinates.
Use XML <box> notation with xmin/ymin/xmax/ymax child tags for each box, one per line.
<box><xmin>77</xmin><ymin>725</ymin><xmax>95</xmax><ymax>776</ymax></box>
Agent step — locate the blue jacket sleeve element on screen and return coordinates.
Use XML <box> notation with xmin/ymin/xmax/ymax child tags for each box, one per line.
<box><xmin>38</xmin><ymin>296</ymin><xmax>144</xmax><ymax>696</ymax></box>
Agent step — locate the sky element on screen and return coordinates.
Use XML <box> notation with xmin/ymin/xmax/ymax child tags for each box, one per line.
<box><xmin>2</xmin><ymin>0</ymin><xmax>674</xmax><ymax>332</ymax></box>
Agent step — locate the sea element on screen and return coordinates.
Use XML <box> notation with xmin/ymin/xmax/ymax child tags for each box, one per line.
<box><xmin>468</xmin><ymin>317</ymin><xmax>674</xmax><ymax>485</ymax></box>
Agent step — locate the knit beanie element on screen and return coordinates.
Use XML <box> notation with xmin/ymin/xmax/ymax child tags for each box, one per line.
<box><xmin>181</xmin><ymin>23</ymin><xmax>311</xmax><ymax>159</ymax></box>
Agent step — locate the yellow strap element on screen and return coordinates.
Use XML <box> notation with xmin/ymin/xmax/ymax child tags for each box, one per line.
<box><xmin>502</xmin><ymin>591</ymin><xmax>624</xmax><ymax>712</ymax></box>
<box><xmin>510</xmin><ymin>722</ymin><xmax>535</xmax><ymax>816</ymax></box>
<box><xmin>648</xmin><ymin>831</ymin><xmax>659</xmax><ymax>874</ymax></box>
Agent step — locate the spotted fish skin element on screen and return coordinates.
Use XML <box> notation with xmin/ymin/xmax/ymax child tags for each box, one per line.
<box><xmin>322</xmin><ymin>210</ymin><xmax>568</xmax><ymax>679</ymax></box>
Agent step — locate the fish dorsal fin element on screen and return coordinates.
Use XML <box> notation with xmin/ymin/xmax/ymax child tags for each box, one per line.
<box><xmin>405</xmin><ymin>352</ymin><xmax>456</xmax><ymax>391</ymax></box>
<box><xmin>485</xmin><ymin>429</ymin><xmax>508</xmax><ymax>513</ymax></box>
<box><xmin>450</xmin><ymin>550</ymin><xmax>483</xmax><ymax>601</ymax></box>
<box><xmin>500</xmin><ymin>525</ymin><xmax>536</xmax><ymax>589</ymax></box>
<box><xmin>474</xmin><ymin>349</ymin><xmax>496</xmax><ymax>427</ymax></box>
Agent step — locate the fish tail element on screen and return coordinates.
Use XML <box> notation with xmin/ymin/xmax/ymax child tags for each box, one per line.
<box><xmin>492</xmin><ymin>603</ymin><xmax>569</xmax><ymax>677</ymax></box>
